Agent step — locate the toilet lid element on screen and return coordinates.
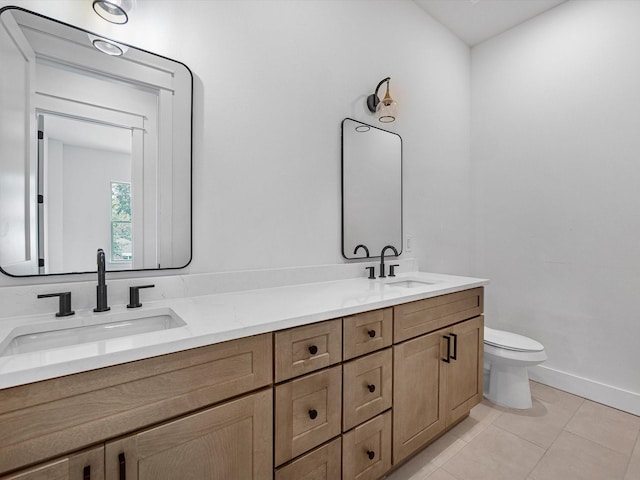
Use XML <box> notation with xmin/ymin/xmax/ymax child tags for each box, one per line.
<box><xmin>484</xmin><ymin>327</ymin><xmax>544</xmax><ymax>352</ymax></box>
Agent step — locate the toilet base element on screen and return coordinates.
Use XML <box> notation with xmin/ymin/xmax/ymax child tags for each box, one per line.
<box><xmin>484</xmin><ymin>363</ymin><xmax>533</xmax><ymax>410</ymax></box>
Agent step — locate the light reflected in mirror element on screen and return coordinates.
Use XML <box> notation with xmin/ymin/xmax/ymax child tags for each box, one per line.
<box><xmin>0</xmin><ymin>7</ymin><xmax>192</xmax><ymax>276</ymax></box>
<box><xmin>342</xmin><ymin>118</ymin><xmax>402</xmax><ymax>260</ymax></box>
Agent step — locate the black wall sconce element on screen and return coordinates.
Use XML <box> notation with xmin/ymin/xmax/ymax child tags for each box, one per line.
<box><xmin>366</xmin><ymin>77</ymin><xmax>397</xmax><ymax>123</ymax></box>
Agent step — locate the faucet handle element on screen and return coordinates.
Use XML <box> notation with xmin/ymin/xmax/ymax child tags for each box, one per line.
<box><xmin>127</xmin><ymin>284</ymin><xmax>155</xmax><ymax>308</ymax></box>
<box><xmin>389</xmin><ymin>264</ymin><xmax>400</xmax><ymax>277</ymax></box>
<box><xmin>37</xmin><ymin>292</ymin><xmax>75</xmax><ymax>317</ymax></box>
<box><xmin>365</xmin><ymin>266</ymin><xmax>376</xmax><ymax>280</ymax></box>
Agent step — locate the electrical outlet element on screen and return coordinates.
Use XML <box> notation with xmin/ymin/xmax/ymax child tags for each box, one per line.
<box><xmin>406</xmin><ymin>235</ymin><xmax>413</xmax><ymax>252</ymax></box>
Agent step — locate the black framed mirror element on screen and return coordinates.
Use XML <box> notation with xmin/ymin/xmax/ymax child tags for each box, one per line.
<box><xmin>341</xmin><ymin>118</ymin><xmax>402</xmax><ymax>259</ymax></box>
<box><xmin>0</xmin><ymin>6</ymin><xmax>192</xmax><ymax>276</ymax></box>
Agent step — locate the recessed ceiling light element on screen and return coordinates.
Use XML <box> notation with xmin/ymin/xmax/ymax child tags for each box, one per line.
<box><xmin>92</xmin><ymin>0</ymin><xmax>136</xmax><ymax>25</ymax></box>
<box><xmin>87</xmin><ymin>34</ymin><xmax>128</xmax><ymax>56</ymax></box>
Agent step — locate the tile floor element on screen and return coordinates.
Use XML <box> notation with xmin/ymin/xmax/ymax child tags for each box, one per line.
<box><xmin>385</xmin><ymin>381</ymin><xmax>640</xmax><ymax>480</ymax></box>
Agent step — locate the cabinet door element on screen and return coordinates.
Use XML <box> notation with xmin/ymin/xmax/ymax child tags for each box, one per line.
<box><xmin>443</xmin><ymin>315</ymin><xmax>484</xmax><ymax>426</ymax></box>
<box><xmin>275</xmin><ymin>438</ymin><xmax>341</xmax><ymax>480</ymax></box>
<box><xmin>275</xmin><ymin>319</ymin><xmax>342</xmax><ymax>382</ymax></box>
<box><xmin>1</xmin><ymin>447</ymin><xmax>104</xmax><ymax>480</ymax></box>
<box><xmin>343</xmin><ymin>308</ymin><xmax>392</xmax><ymax>360</ymax></box>
<box><xmin>343</xmin><ymin>348</ymin><xmax>392</xmax><ymax>431</ymax></box>
<box><xmin>275</xmin><ymin>366</ymin><xmax>342</xmax><ymax>466</ymax></box>
<box><xmin>104</xmin><ymin>389</ymin><xmax>272</xmax><ymax>480</ymax></box>
<box><xmin>392</xmin><ymin>331</ymin><xmax>446</xmax><ymax>465</ymax></box>
<box><xmin>342</xmin><ymin>411</ymin><xmax>391</xmax><ymax>480</ymax></box>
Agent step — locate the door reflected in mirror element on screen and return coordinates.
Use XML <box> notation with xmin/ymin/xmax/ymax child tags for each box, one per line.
<box><xmin>0</xmin><ymin>6</ymin><xmax>192</xmax><ymax>276</ymax></box>
<box><xmin>342</xmin><ymin>118</ymin><xmax>402</xmax><ymax>260</ymax></box>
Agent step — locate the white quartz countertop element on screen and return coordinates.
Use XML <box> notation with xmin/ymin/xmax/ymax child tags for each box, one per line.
<box><xmin>0</xmin><ymin>271</ymin><xmax>488</xmax><ymax>389</ymax></box>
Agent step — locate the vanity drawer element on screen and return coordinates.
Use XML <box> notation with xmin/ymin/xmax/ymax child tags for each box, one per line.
<box><xmin>342</xmin><ymin>410</ymin><xmax>392</xmax><ymax>480</ymax></box>
<box><xmin>343</xmin><ymin>348</ymin><xmax>392</xmax><ymax>431</ymax></box>
<box><xmin>275</xmin><ymin>318</ymin><xmax>342</xmax><ymax>382</ymax></box>
<box><xmin>0</xmin><ymin>333</ymin><xmax>272</xmax><ymax>475</ymax></box>
<box><xmin>275</xmin><ymin>365</ymin><xmax>342</xmax><ymax>466</ymax></box>
<box><xmin>394</xmin><ymin>287</ymin><xmax>484</xmax><ymax>342</ymax></box>
<box><xmin>343</xmin><ymin>308</ymin><xmax>392</xmax><ymax>360</ymax></box>
<box><xmin>275</xmin><ymin>437</ymin><xmax>342</xmax><ymax>480</ymax></box>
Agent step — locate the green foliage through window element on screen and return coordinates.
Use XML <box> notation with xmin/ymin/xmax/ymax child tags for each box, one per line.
<box><xmin>111</xmin><ymin>182</ymin><xmax>132</xmax><ymax>262</ymax></box>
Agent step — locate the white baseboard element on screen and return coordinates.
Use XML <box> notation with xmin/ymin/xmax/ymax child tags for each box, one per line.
<box><xmin>529</xmin><ymin>365</ymin><xmax>640</xmax><ymax>416</ymax></box>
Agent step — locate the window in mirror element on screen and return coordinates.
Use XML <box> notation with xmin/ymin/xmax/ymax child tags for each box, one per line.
<box><xmin>110</xmin><ymin>182</ymin><xmax>132</xmax><ymax>264</ymax></box>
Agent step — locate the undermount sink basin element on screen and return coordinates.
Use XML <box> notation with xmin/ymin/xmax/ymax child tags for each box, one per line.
<box><xmin>386</xmin><ymin>279</ymin><xmax>436</xmax><ymax>289</ymax></box>
<box><xmin>1</xmin><ymin>308</ymin><xmax>186</xmax><ymax>356</ymax></box>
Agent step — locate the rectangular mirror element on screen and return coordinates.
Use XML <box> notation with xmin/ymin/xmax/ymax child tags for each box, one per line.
<box><xmin>342</xmin><ymin>118</ymin><xmax>402</xmax><ymax>259</ymax></box>
<box><xmin>0</xmin><ymin>6</ymin><xmax>192</xmax><ymax>276</ymax></box>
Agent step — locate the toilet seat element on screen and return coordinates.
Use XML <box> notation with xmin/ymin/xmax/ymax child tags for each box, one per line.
<box><xmin>484</xmin><ymin>327</ymin><xmax>544</xmax><ymax>352</ymax></box>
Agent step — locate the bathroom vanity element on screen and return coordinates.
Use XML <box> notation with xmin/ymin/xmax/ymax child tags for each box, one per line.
<box><xmin>0</xmin><ymin>273</ymin><xmax>486</xmax><ymax>480</ymax></box>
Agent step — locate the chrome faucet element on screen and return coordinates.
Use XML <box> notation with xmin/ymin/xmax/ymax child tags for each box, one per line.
<box><xmin>378</xmin><ymin>245</ymin><xmax>399</xmax><ymax>278</ymax></box>
<box><xmin>94</xmin><ymin>248</ymin><xmax>110</xmax><ymax>312</ymax></box>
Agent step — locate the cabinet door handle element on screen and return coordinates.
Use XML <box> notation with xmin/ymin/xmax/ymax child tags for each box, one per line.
<box><xmin>309</xmin><ymin>409</ymin><xmax>318</xmax><ymax>420</ymax></box>
<box><xmin>450</xmin><ymin>333</ymin><xmax>458</xmax><ymax>360</ymax></box>
<box><xmin>442</xmin><ymin>335</ymin><xmax>451</xmax><ymax>363</ymax></box>
<box><xmin>367</xmin><ymin>329</ymin><xmax>376</xmax><ymax>338</ymax></box>
<box><xmin>367</xmin><ymin>384</ymin><xmax>376</xmax><ymax>393</ymax></box>
<box><xmin>118</xmin><ymin>452</ymin><xmax>126</xmax><ymax>480</ymax></box>
<box><xmin>367</xmin><ymin>450</ymin><xmax>375</xmax><ymax>460</ymax></box>
<box><xmin>308</xmin><ymin>345</ymin><xmax>318</xmax><ymax>355</ymax></box>
<box><xmin>83</xmin><ymin>466</ymin><xmax>90</xmax><ymax>480</ymax></box>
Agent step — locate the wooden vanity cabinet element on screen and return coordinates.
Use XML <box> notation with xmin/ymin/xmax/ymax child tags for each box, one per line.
<box><xmin>393</xmin><ymin>315</ymin><xmax>484</xmax><ymax>465</ymax></box>
<box><xmin>1</xmin><ymin>286</ymin><xmax>484</xmax><ymax>480</ymax></box>
<box><xmin>104</xmin><ymin>389</ymin><xmax>272</xmax><ymax>480</ymax></box>
<box><xmin>0</xmin><ymin>447</ymin><xmax>104</xmax><ymax>480</ymax></box>
<box><xmin>0</xmin><ymin>333</ymin><xmax>272</xmax><ymax>479</ymax></box>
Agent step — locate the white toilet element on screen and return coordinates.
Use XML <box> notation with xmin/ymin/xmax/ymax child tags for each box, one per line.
<box><xmin>483</xmin><ymin>326</ymin><xmax>547</xmax><ymax>409</ymax></box>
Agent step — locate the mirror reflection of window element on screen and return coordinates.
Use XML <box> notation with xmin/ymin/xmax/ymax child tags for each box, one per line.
<box><xmin>110</xmin><ymin>182</ymin><xmax>132</xmax><ymax>264</ymax></box>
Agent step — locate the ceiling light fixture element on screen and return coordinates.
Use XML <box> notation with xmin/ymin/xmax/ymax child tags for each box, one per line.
<box><xmin>92</xmin><ymin>0</ymin><xmax>136</xmax><ymax>25</ymax></box>
<box><xmin>366</xmin><ymin>77</ymin><xmax>398</xmax><ymax>123</ymax></box>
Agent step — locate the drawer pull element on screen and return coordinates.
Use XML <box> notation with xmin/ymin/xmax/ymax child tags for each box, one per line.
<box><xmin>367</xmin><ymin>329</ymin><xmax>376</xmax><ymax>338</ymax></box>
<box><xmin>308</xmin><ymin>409</ymin><xmax>318</xmax><ymax>420</ymax></box>
<box><xmin>308</xmin><ymin>345</ymin><xmax>318</xmax><ymax>355</ymax></box>
<box><xmin>367</xmin><ymin>384</ymin><xmax>376</xmax><ymax>393</ymax></box>
<box><xmin>83</xmin><ymin>466</ymin><xmax>90</xmax><ymax>480</ymax></box>
<box><xmin>367</xmin><ymin>450</ymin><xmax>376</xmax><ymax>460</ymax></box>
<box><xmin>450</xmin><ymin>333</ymin><xmax>458</xmax><ymax>360</ymax></box>
<box><xmin>442</xmin><ymin>335</ymin><xmax>451</xmax><ymax>363</ymax></box>
<box><xmin>118</xmin><ymin>452</ymin><xmax>126</xmax><ymax>480</ymax></box>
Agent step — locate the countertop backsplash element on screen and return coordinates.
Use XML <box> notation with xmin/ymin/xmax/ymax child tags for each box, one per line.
<box><xmin>0</xmin><ymin>258</ymin><xmax>420</xmax><ymax>320</ymax></box>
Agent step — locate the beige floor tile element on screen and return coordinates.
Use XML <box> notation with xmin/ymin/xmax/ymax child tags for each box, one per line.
<box><xmin>529</xmin><ymin>381</ymin><xmax>584</xmax><ymax>413</ymax></box>
<box><xmin>386</xmin><ymin>432</ymin><xmax>465</xmax><ymax>480</ymax></box>
<box><xmin>565</xmin><ymin>400</ymin><xmax>640</xmax><ymax>456</ymax></box>
<box><xmin>385</xmin><ymin>449</ymin><xmax>440</xmax><ymax>480</ymax></box>
<box><xmin>441</xmin><ymin>424</ymin><xmax>545</xmax><ymax>480</ymax></box>
<box><xmin>625</xmin><ymin>434</ymin><xmax>640</xmax><ymax>480</ymax></box>
<box><xmin>448</xmin><ymin>399</ymin><xmax>503</xmax><ymax>443</ymax></box>
<box><xmin>492</xmin><ymin>391</ymin><xmax>579</xmax><ymax>449</ymax></box>
<box><xmin>425</xmin><ymin>469</ymin><xmax>460</xmax><ymax>480</ymax></box>
<box><xmin>529</xmin><ymin>431</ymin><xmax>629</xmax><ymax>480</ymax></box>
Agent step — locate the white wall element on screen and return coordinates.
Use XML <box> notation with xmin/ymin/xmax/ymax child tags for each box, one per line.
<box><xmin>0</xmin><ymin>0</ymin><xmax>472</xmax><ymax>286</ymax></box>
<box><xmin>61</xmin><ymin>145</ymin><xmax>130</xmax><ymax>272</ymax></box>
<box><xmin>471</xmin><ymin>0</ymin><xmax>640</xmax><ymax>413</ymax></box>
